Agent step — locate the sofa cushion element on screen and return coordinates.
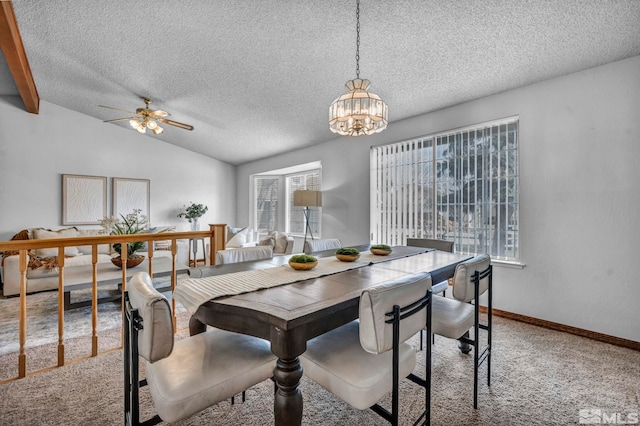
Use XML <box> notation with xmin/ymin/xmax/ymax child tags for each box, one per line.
<box><xmin>275</xmin><ymin>233</ymin><xmax>290</xmax><ymax>254</ymax></box>
<box><xmin>258</xmin><ymin>234</ymin><xmax>276</xmax><ymax>249</ymax></box>
<box><xmin>226</xmin><ymin>226</ymin><xmax>247</xmax><ymax>242</ymax></box>
<box><xmin>76</xmin><ymin>229</ymin><xmax>111</xmax><ymax>255</ymax></box>
<box><xmin>25</xmin><ymin>253</ymin><xmax>113</xmax><ymax>278</ymax></box>
<box><xmin>226</xmin><ymin>227</ymin><xmax>249</xmax><ymax>248</ymax></box>
<box><xmin>33</xmin><ymin>227</ymin><xmax>80</xmax><ymax>257</ymax></box>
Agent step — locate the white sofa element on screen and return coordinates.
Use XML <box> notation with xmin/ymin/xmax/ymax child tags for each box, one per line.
<box><xmin>1</xmin><ymin>227</ymin><xmax>187</xmax><ymax>297</ymax></box>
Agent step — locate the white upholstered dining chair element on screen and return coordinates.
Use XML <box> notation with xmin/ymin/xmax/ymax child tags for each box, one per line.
<box><xmin>303</xmin><ymin>238</ymin><xmax>341</xmax><ymax>254</ymax></box>
<box><xmin>300</xmin><ymin>272</ymin><xmax>433</xmax><ymax>426</ymax></box>
<box><xmin>124</xmin><ymin>272</ymin><xmax>277</xmax><ymax>425</ymax></box>
<box><xmin>431</xmin><ymin>254</ymin><xmax>493</xmax><ymax>409</ymax></box>
<box><xmin>215</xmin><ymin>245</ymin><xmax>273</xmax><ymax>264</ymax></box>
<box><xmin>406</xmin><ymin>237</ymin><xmax>455</xmax><ymax>349</ymax></box>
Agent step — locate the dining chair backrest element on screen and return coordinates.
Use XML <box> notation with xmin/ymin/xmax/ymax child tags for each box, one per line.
<box><xmin>359</xmin><ymin>271</ymin><xmax>432</xmax><ymax>354</ymax></box>
<box><xmin>127</xmin><ymin>272</ymin><xmax>174</xmax><ymax>362</ymax></box>
<box><xmin>303</xmin><ymin>238</ymin><xmax>342</xmax><ymax>254</ymax></box>
<box><xmin>406</xmin><ymin>238</ymin><xmax>454</xmax><ymax>253</ymax></box>
<box><xmin>451</xmin><ymin>254</ymin><xmax>491</xmax><ymax>303</ymax></box>
<box><xmin>215</xmin><ymin>246</ymin><xmax>273</xmax><ymax>265</ymax></box>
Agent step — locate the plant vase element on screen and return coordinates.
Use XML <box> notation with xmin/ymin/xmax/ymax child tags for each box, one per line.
<box><xmin>190</xmin><ymin>218</ymin><xmax>200</xmax><ymax>231</ymax></box>
<box><xmin>111</xmin><ymin>254</ymin><xmax>145</xmax><ymax>269</ymax></box>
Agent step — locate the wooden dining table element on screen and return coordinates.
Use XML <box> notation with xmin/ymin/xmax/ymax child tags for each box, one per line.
<box><xmin>183</xmin><ymin>245</ymin><xmax>472</xmax><ymax>426</ymax></box>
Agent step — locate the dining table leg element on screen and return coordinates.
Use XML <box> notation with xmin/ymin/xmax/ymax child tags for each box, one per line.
<box><xmin>274</xmin><ymin>357</ymin><xmax>303</xmax><ymax>426</ymax></box>
<box><xmin>188</xmin><ymin>315</ymin><xmax>207</xmax><ymax>336</ymax></box>
<box><xmin>271</xmin><ymin>326</ymin><xmax>305</xmax><ymax>426</ymax></box>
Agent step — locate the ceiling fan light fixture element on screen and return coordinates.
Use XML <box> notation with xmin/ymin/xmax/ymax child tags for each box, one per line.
<box><xmin>146</xmin><ymin>119</ymin><xmax>158</xmax><ymax>130</ymax></box>
<box><xmin>136</xmin><ymin>124</ymin><xmax>147</xmax><ymax>134</ymax></box>
<box><xmin>129</xmin><ymin>118</ymin><xmax>142</xmax><ymax>130</ymax></box>
<box><xmin>152</xmin><ymin>126</ymin><xmax>164</xmax><ymax>135</ymax></box>
<box><xmin>329</xmin><ymin>0</ymin><xmax>388</xmax><ymax>136</ymax></box>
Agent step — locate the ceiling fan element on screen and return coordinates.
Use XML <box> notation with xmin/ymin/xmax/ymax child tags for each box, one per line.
<box><xmin>99</xmin><ymin>97</ymin><xmax>194</xmax><ymax>135</ymax></box>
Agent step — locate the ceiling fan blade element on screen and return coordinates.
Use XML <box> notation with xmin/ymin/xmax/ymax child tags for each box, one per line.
<box><xmin>103</xmin><ymin>117</ymin><xmax>135</xmax><ymax>123</ymax></box>
<box><xmin>157</xmin><ymin>118</ymin><xmax>194</xmax><ymax>131</ymax></box>
<box><xmin>150</xmin><ymin>110</ymin><xmax>170</xmax><ymax>118</ymax></box>
<box><xmin>98</xmin><ymin>105</ymin><xmax>136</xmax><ymax>115</ymax></box>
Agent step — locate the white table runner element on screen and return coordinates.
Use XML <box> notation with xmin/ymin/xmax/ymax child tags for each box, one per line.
<box><xmin>174</xmin><ymin>251</ymin><xmax>396</xmax><ymax>314</ymax></box>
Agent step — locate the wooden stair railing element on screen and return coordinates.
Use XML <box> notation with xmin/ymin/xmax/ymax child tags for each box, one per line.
<box><xmin>0</xmin><ymin>224</ymin><xmax>226</xmax><ymax>383</ymax></box>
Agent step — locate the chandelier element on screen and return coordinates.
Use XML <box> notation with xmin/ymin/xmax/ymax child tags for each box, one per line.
<box><xmin>329</xmin><ymin>0</ymin><xmax>388</xmax><ymax>136</ymax></box>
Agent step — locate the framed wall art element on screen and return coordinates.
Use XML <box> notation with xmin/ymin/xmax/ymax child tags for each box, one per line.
<box><xmin>62</xmin><ymin>174</ymin><xmax>108</xmax><ymax>225</ymax></box>
<box><xmin>112</xmin><ymin>177</ymin><xmax>150</xmax><ymax>220</ymax></box>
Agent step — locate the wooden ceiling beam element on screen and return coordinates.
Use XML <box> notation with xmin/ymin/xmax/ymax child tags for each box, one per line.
<box><xmin>0</xmin><ymin>1</ymin><xmax>39</xmax><ymax>114</ymax></box>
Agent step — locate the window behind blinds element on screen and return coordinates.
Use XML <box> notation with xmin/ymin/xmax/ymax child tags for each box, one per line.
<box><xmin>286</xmin><ymin>170</ymin><xmax>321</xmax><ymax>236</ymax></box>
<box><xmin>370</xmin><ymin>117</ymin><xmax>519</xmax><ymax>261</ymax></box>
<box><xmin>254</xmin><ymin>177</ymin><xmax>279</xmax><ymax>233</ymax></box>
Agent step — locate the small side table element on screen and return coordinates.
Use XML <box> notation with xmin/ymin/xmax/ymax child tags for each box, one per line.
<box><xmin>188</xmin><ymin>238</ymin><xmax>206</xmax><ymax>268</ymax></box>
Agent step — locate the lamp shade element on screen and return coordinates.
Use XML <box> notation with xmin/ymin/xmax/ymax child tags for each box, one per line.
<box><xmin>293</xmin><ymin>190</ymin><xmax>322</xmax><ymax>207</ymax></box>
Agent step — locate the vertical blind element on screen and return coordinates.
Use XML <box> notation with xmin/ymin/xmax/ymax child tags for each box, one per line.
<box><xmin>370</xmin><ymin>117</ymin><xmax>519</xmax><ymax>261</ymax></box>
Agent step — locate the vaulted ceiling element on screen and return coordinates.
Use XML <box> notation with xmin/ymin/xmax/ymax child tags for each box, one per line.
<box><xmin>1</xmin><ymin>1</ymin><xmax>640</xmax><ymax>165</ymax></box>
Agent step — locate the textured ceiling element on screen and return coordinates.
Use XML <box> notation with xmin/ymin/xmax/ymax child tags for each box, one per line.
<box><xmin>3</xmin><ymin>0</ymin><xmax>640</xmax><ymax>165</ymax></box>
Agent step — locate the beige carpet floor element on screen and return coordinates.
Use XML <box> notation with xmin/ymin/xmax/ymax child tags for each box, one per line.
<box><xmin>0</xmin><ymin>314</ymin><xmax>638</xmax><ymax>425</ymax></box>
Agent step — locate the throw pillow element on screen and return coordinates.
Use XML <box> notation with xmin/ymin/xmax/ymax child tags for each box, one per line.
<box><xmin>76</xmin><ymin>229</ymin><xmax>110</xmax><ymax>255</ymax></box>
<box><xmin>139</xmin><ymin>227</ymin><xmax>158</xmax><ymax>251</ymax></box>
<box><xmin>226</xmin><ymin>226</ymin><xmax>247</xmax><ymax>242</ymax></box>
<box><xmin>226</xmin><ymin>227</ymin><xmax>249</xmax><ymax>248</ymax></box>
<box><xmin>33</xmin><ymin>227</ymin><xmax>80</xmax><ymax>257</ymax></box>
<box><xmin>275</xmin><ymin>233</ymin><xmax>290</xmax><ymax>254</ymax></box>
<box><xmin>259</xmin><ymin>235</ymin><xmax>276</xmax><ymax>249</ymax></box>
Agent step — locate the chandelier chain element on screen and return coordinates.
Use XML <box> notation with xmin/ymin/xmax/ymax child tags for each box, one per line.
<box><xmin>355</xmin><ymin>0</ymin><xmax>360</xmax><ymax>79</ymax></box>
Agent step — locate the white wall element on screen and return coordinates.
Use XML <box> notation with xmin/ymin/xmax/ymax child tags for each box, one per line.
<box><xmin>237</xmin><ymin>55</ymin><xmax>640</xmax><ymax>342</ymax></box>
<box><xmin>0</xmin><ymin>98</ymin><xmax>237</xmax><ymax>240</ymax></box>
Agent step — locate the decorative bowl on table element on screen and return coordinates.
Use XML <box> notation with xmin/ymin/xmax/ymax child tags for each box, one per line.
<box><xmin>111</xmin><ymin>254</ymin><xmax>145</xmax><ymax>269</ymax></box>
<box><xmin>370</xmin><ymin>244</ymin><xmax>392</xmax><ymax>256</ymax></box>
<box><xmin>288</xmin><ymin>254</ymin><xmax>318</xmax><ymax>270</ymax></box>
<box><xmin>335</xmin><ymin>247</ymin><xmax>360</xmax><ymax>262</ymax></box>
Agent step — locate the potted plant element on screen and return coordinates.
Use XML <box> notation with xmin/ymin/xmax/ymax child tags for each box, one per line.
<box><xmin>370</xmin><ymin>244</ymin><xmax>392</xmax><ymax>255</ymax></box>
<box><xmin>100</xmin><ymin>209</ymin><xmax>148</xmax><ymax>268</ymax></box>
<box><xmin>177</xmin><ymin>202</ymin><xmax>208</xmax><ymax>231</ymax></box>
<box><xmin>288</xmin><ymin>254</ymin><xmax>318</xmax><ymax>270</ymax></box>
<box><xmin>335</xmin><ymin>247</ymin><xmax>360</xmax><ymax>262</ymax></box>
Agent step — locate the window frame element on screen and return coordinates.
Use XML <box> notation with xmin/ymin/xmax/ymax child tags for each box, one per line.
<box><xmin>251</xmin><ymin>164</ymin><xmax>322</xmax><ymax>237</ymax></box>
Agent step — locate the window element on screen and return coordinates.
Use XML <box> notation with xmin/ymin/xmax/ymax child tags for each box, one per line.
<box><xmin>370</xmin><ymin>117</ymin><xmax>519</xmax><ymax>261</ymax></box>
<box><xmin>254</xmin><ymin>177</ymin><xmax>279</xmax><ymax>232</ymax></box>
<box><xmin>252</xmin><ymin>163</ymin><xmax>321</xmax><ymax>236</ymax></box>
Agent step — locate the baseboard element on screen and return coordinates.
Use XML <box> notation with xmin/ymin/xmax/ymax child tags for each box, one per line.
<box><xmin>480</xmin><ymin>306</ymin><xmax>640</xmax><ymax>352</ymax></box>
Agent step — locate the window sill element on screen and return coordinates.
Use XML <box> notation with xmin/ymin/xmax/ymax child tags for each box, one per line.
<box><xmin>491</xmin><ymin>259</ymin><xmax>525</xmax><ymax>269</ymax></box>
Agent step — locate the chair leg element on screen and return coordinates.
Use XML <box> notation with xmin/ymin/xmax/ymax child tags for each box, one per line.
<box><xmin>458</xmin><ymin>331</ymin><xmax>472</xmax><ymax>354</ymax></box>
<box><xmin>473</xmin><ymin>322</ymin><xmax>479</xmax><ymax>409</ymax></box>
<box><xmin>231</xmin><ymin>390</ymin><xmax>247</xmax><ymax>405</ymax></box>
